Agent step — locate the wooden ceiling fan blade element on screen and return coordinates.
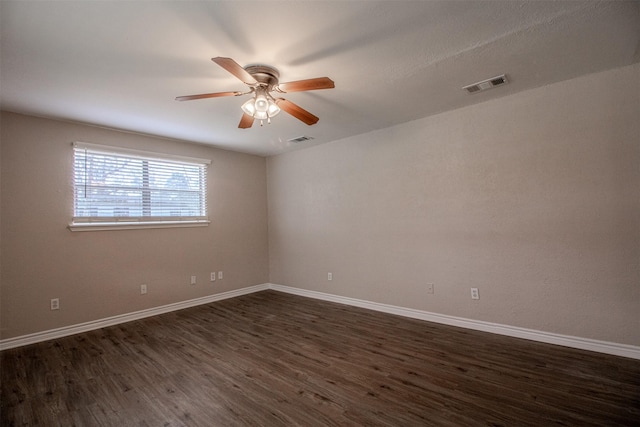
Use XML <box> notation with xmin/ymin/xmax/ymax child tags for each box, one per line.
<box><xmin>175</xmin><ymin>91</ymin><xmax>242</xmax><ymax>101</ymax></box>
<box><xmin>276</xmin><ymin>98</ymin><xmax>319</xmax><ymax>125</ymax></box>
<box><xmin>277</xmin><ymin>77</ymin><xmax>334</xmax><ymax>93</ymax></box>
<box><xmin>238</xmin><ymin>113</ymin><xmax>254</xmax><ymax>129</ymax></box>
<box><xmin>212</xmin><ymin>57</ymin><xmax>258</xmax><ymax>85</ymax></box>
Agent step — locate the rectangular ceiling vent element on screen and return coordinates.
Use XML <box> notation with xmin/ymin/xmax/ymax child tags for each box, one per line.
<box><xmin>463</xmin><ymin>74</ymin><xmax>508</xmax><ymax>94</ymax></box>
<box><xmin>287</xmin><ymin>135</ymin><xmax>315</xmax><ymax>143</ymax></box>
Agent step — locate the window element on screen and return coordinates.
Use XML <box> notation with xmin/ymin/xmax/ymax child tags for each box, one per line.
<box><xmin>70</xmin><ymin>142</ymin><xmax>210</xmax><ymax>231</ymax></box>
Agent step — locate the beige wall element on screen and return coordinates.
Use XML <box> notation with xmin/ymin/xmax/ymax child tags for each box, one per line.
<box><xmin>0</xmin><ymin>112</ymin><xmax>269</xmax><ymax>339</ymax></box>
<box><xmin>267</xmin><ymin>64</ymin><xmax>640</xmax><ymax>346</ymax></box>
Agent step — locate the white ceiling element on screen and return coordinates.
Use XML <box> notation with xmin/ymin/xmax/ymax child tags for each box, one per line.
<box><xmin>1</xmin><ymin>1</ymin><xmax>638</xmax><ymax>157</ymax></box>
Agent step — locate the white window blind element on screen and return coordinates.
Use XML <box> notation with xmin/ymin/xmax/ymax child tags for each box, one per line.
<box><xmin>70</xmin><ymin>142</ymin><xmax>210</xmax><ymax>231</ymax></box>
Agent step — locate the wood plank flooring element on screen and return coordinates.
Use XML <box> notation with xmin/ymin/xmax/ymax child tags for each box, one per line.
<box><xmin>1</xmin><ymin>290</ymin><xmax>639</xmax><ymax>426</ymax></box>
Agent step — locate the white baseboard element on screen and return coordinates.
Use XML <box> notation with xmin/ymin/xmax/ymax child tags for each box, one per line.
<box><xmin>0</xmin><ymin>283</ymin><xmax>270</xmax><ymax>351</ymax></box>
<box><xmin>268</xmin><ymin>284</ymin><xmax>640</xmax><ymax>360</ymax></box>
<box><xmin>2</xmin><ymin>282</ymin><xmax>638</xmax><ymax>360</ymax></box>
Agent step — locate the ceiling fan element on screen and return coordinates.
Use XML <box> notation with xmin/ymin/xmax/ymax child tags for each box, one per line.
<box><xmin>176</xmin><ymin>57</ymin><xmax>335</xmax><ymax>128</ymax></box>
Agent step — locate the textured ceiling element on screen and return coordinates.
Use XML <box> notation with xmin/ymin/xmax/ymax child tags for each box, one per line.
<box><xmin>1</xmin><ymin>1</ymin><xmax>638</xmax><ymax>156</ymax></box>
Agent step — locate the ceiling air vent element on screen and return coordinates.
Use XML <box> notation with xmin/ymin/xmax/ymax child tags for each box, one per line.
<box><xmin>462</xmin><ymin>74</ymin><xmax>508</xmax><ymax>94</ymax></box>
<box><xmin>287</xmin><ymin>135</ymin><xmax>315</xmax><ymax>143</ymax></box>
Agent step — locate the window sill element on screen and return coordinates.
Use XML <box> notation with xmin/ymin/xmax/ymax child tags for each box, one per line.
<box><xmin>68</xmin><ymin>220</ymin><xmax>210</xmax><ymax>232</ymax></box>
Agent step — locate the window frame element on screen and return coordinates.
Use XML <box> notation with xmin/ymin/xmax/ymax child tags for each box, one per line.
<box><xmin>69</xmin><ymin>142</ymin><xmax>211</xmax><ymax>232</ymax></box>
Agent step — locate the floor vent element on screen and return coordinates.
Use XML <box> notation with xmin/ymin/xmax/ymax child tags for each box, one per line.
<box><xmin>287</xmin><ymin>135</ymin><xmax>315</xmax><ymax>143</ymax></box>
<box><xmin>463</xmin><ymin>74</ymin><xmax>508</xmax><ymax>94</ymax></box>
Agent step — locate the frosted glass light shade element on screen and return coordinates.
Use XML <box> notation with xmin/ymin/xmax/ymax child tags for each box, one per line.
<box><xmin>241</xmin><ymin>98</ymin><xmax>256</xmax><ymax>116</ymax></box>
<box><xmin>268</xmin><ymin>101</ymin><xmax>281</xmax><ymax>117</ymax></box>
<box><xmin>255</xmin><ymin>94</ymin><xmax>269</xmax><ymax>113</ymax></box>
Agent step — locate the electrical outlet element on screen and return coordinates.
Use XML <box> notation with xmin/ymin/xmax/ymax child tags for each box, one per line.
<box><xmin>218</xmin><ymin>271</ymin><xmax>223</xmax><ymax>280</ymax></box>
<box><xmin>211</xmin><ymin>272</ymin><xmax>216</xmax><ymax>282</ymax></box>
<box><xmin>50</xmin><ymin>298</ymin><xmax>60</xmax><ymax>310</ymax></box>
<box><xmin>426</xmin><ymin>283</ymin><xmax>434</xmax><ymax>294</ymax></box>
<box><xmin>471</xmin><ymin>288</ymin><xmax>480</xmax><ymax>300</ymax></box>
<box><xmin>327</xmin><ymin>272</ymin><xmax>333</xmax><ymax>281</ymax></box>
<box><xmin>191</xmin><ymin>275</ymin><xmax>197</xmax><ymax>285</ymax></box>
<box><xmin>140</xmin><ymin>284</ymin><xmax>147</xmax><ymax>295</ymax></box>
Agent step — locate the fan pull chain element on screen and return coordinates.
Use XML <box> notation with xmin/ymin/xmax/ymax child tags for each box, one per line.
<box><xmin>259</xmin><ymin>117</ymin><xmax>273</xmax><ymax>127</ymax></box>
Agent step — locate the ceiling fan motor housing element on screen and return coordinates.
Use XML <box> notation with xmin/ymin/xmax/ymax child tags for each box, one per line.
<box><xmin>244</xmin><ymin>65</ymin><xmax>280</xmax><ymax>88</ymax></box>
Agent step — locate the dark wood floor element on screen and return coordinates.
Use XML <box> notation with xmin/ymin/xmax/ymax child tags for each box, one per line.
<box><xmin>1</xmin><ymin>291</ymin><xmax>639</xmax><ymax>426</ymax></box>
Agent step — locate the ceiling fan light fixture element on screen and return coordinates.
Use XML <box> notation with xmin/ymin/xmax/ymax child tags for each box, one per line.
<box><xmin>241</xmin><ymin>90</ymin><xmax>281</xmax><ymax>123</ymax></box>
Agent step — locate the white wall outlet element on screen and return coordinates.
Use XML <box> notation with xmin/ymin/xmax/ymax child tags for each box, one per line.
<box><xmin>50</xmin><ymin>298</ymin><xmax>60</xmax><ymax>310</ymax></box>
<box><xmin>211</xmin><ymin>272</ymin><xmax>216</xmax><ymax>282</ymax></box>
<box><xmin>191</xmin><ymin>275</ymin><xmax>197</xmax><ymax>285</ymax></box>
<box><xmin>426</xmin><ymin>283</ymin><xmax>434</xmax><ymax>294</ymax></box>
<box><xmin>327</xmin><ymin>272</ymin><xmax>333</xmax><ymax>281</ymax></box>
<box><xmin>471</xmin><ymin>287</ymin><xmax>480</xmax><ymax>300</ymax></box>
<box><xmin>218</xmin><ymin>271</ymin><xmax>223</xmax><ymax>280</ymax></box>
<box><xmin>140</xmin><ymin>284</ymin><xmax>147</xmax><ymax>294</ymax></box>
